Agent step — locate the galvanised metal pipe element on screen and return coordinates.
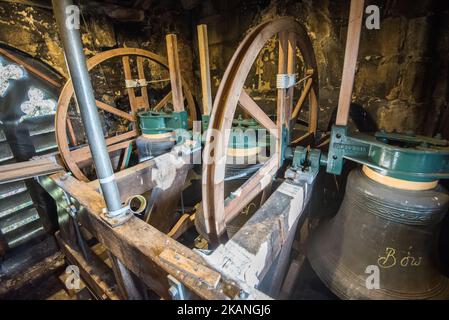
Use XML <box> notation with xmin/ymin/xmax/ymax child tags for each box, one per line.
<box><xmin>52</xmin><ymin>0</ymin><xmax>122</xmax><ymax>215</ymax></box>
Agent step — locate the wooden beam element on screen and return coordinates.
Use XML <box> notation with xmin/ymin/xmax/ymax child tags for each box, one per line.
<box><xmin>153</xmin><ymin>91</ymin><xmax>172</xmax><ymax>111</ymax></box>
<box><xmin>335</xmin><ymin>0</ymin><xmax>365</xmax><ymax>126</ymax></box>
<box><xmin>291</xmin><ymin>78</ymin><xmax>312</xmax><ymax>119</ymax></box>
<box><xmin>203</xmin><ymin>179</ymin><xmax>313</xmax><ymax>291</ymax></box>
<box><xmin>167</xmin><ymin>213</ymin><xmax>195</xmax><ymax>239</ymax></box>
<box><xmin>286</xmin><ymin>32</ymin><xmax>296</xmax><ymax>126</ymax></box>
<box><xmin>224</xmin><ymin>155</ymin><xmax>278</xmax><ymax>223</ymax></box>
<box><xmin>96</xmin><ymin>100</ymin><xmax>135</xmax><ymax>122</ymax></box>
<box><xmin>56</xmin><ymin>232</ymin><xmax>120</xmax><ymax>300</ymax></box>
<box><xmin>277</xmin><ymin>32</ymin><xmax>288</xmax><ymax>164</ymax></box>
<box><xmin>43</xmin><ymin>173</ymin><xmax>268</xmax><ymax>300</ymax></box>
<box><xmin>0</xmin><ymin>157</ymin><xmax>63</xmax><ymax>184</ymax></box>
<box><xmin>166</xmin><ymin>34</ymin><xmax>184</xmax><ymax>112</ymax></box>
<box><xmin>239</xmin><ymin>90</ymin><xmax>278</xmax><ymax>137</ymax></box>
<box><xmin>87</xmin><ymin>146</ymin><xmax>200</xmax><ymax>203</ymax></box>
<box><xmin>0</xmin><ymin>47</ymin><xmax>61</xmax><ymax>87</ymax></box>
<box><xmin>197</xmin><ymin>25</ymin><xmax>213</xmax><ymax>115</ymax></box>
<box><xmin>70</xmin><ymin>131</ymin><xmax>137</xmax><ymax>164</ymax></box>
<box><xmin>136</xmin><ymin>56</ymin><xmax>150</xmax><ymax>109</ymax></box>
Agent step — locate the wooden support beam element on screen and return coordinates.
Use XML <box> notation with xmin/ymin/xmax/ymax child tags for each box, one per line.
<box><xmin>203</xmin><ymin>179</ymin><xmax>313</xmax><ymax>292</ymax></box>
<box><xmin>277</xmin><ymin>32</ymin><xmax>288</xmax><ymax>164</ymax></box>
<box><xmin>56</xmin><ymin>232</ymin><xmax>120</xmax><ymax>300</ymax></box>
<box><xmin>0</xmin><ymin>47</ymin><xmax>61</xmax><ymax>87</ymax></box>
<box><xmin>0</xmin><ymin>157</ymin><xmax>63</xmax><ymax>184</ymax></box>
<box><xmin>291</xmin><ymin>78</ymin><xmax>312</xmax><ymax>119</ymax></box>
<box><xmin>239</xmin><ymin>90</ymin><xmax>278</xmax><ymax>137</ymax></box>
<box><xmin>286</xmin><ymin>32</ymin><xmax>296</xmax><ymax>127</ymax></box>
<box><xmin>41</xmin><ymin>173</ymin><xmax>268</xmax><ymax>299</ymax></box>
<box><xmin>166</xmin><ymin>34</ymin><xmax>184</xmax><ymax>112</ymax></box>
<box><xmin>87</xmin><ymin>146</ymin><xmax>200</xmax><ymax>203</ymax></box>
<box><xmin>197</xmin><ymin>24</ymin><xmax>213</xmax><ymax>115</ymax></box>
<box><xmin>335</xmin><ymin>0</ymin><xmax>365</xmax><ymax>126</ymax></box>
<box><xmin>96</xmin><ymin>100</ymin><xmax>135</xmax><ymax>122</ymax></box>
<box><xmin>167</xmin><ymin>213</ymin><xmax>195</xmax><ymax>239</ymax></box>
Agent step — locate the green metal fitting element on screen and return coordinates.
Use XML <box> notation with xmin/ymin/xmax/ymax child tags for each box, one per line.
<box><xmin>201</xmin><ymin>114</ymin><xmax>210</xmax><ymax>132</ymax></box>
<box><xmin>138</xmin><ymin>110</ymin><xmax>188</xmax><ymax>135</ymax></box>
<box><xmin>326</xmin><ymin>125</ymin><xmax>449</xmax><ymax>182</ymax></box>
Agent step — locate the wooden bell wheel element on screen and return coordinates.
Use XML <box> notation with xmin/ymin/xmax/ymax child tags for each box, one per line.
<box><xmin>56</xmin><ymin>48</ymin><xmax>197</xmax><ymax>182</ymax></box>
<box><xmin>202</xmin><ymin>17</ymin><xmax>319</xmax><ymax>241</ymax></box>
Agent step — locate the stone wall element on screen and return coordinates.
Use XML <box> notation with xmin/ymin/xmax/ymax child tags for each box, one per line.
<box><xmin>0</xmin><ymin>1</ymin><xmax>196</xmax><ymax>87</ymax></box>
<box><xmin>0</xmin><ymin>0</ymin><xmax>447</xmax><ymax>135</ymax></box>
<box><xmin>194</xmin><ymin>0</ymin><xmax>449</xmax><ymax>134</ymax></box>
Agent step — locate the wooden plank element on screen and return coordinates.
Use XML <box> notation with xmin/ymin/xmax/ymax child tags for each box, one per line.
<box><xmin>166</xmin><ymin>34</ymin><xmax>184</xmax><ymax>112</ymax></box>
<box><xmin>239</xmin><ymin>90</ymin><xmax>278</xmax><ymax>138</ymax></box>
<box><xmin>286</xmin><ymin>32</ymin><xmax>296</xmax><ymax>126</ymax></box>
<box><xmin>136</xmin><ymin>56</ymin><xmax>150</xmax><ymax>109</ymax></box>
<box><xmin>278</xmin><ymin>254</ymin><xmax>306</xmax><ymax>299</ymax></box>
<box><xmin>122</xmin><ymin>56</ymin><xmax>139</xmax><ymax>114</ymax></box>
<box><xmin>277</xmin><ymin>31</ymin><xmax>288</xmax><ymax>165</ymax></box>
<box><xmin>108</xmin><ymin>252</ymin><xmax>143</xmax><ymax>300</ymax></box>
<box><xmin>96</xmin><ymin>100</ymin><xmax>135</xmax><ymax>122</ymax></box>
<box><xmin>87</xmin><ymin>147</ymin><xmax>200</xmax><ymax>203</ymax></box>
<box><xmin>0</xmin><ymin>47</ymin><xmax>61</xmax><ymax>87</ymax></box>
<box><xmin>44</xmin><ymin>174</ymin><xmax>237</xmax><ymax>300</ymax></box>
<box><xmin>56</xmin><ymin>232</ymin><xmax>120</xmax><ymax>300</ymax></box>
<box><xmin>146</xmin><ymin>165</ymin><xmax>190</xmax><ymax>233</ymax></box>
<box><xmin>197</xmin><ymin>24</ymin><xmax>213</xmax><ymax>115</ymax></box>
<box><xmin>167</xmin><ymin>213</ymin><xmax>195</xmax><ymax>239</ymax></box>
<box><xmin>153</xmin><ymin>91</ymin><xmax>172</xmax><ymax>111</ymax></box>
<box><xmin>291</xmin><ymin>78</ymin><xmax>312</xmax><ymax>119</ymax></box>
<box><xmin>224</xmin><ymin>155</ymin><xmax>278</xmax><ymax>222</ymax></box>
<box><xmin>159</xmin><ymin>248</ymin><xmax>221</xmax><ymax>288</ymax></box>
<box><xmin>203</xmin><ymin>179</ymin><xmax>313</xmax><ymax>291</ymax></box>
<box><xmin>335</xmin><ymin>0</ymin><xmax>365</xmax><ymax>126</ymax></box>
<box><xmin>70</xmin><ymin>131</ymin><xmax>136</xmax><ymax>163</ymax></box>
<box><xmin>0</xmin><ymin>158</ymin><xmax>63</xmax><ymax>184</ymax></box>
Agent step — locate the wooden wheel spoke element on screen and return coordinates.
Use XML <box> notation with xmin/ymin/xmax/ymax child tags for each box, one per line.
<box><xmin>136</xmin><ymin>56</ymin><xmax>150</xmax><ymax>108</ymax></box>
<box><xmin>224</xmin><ymin>155</ymin><xmax>279</xmax><ymax>222</ymax></box>
<box><xmin>201</xmin><ymin>18</ymin><xmax>319</xmax><ymax>242</ymax></box>
<box><xmin>153</xmin><ymin>91</ymin><xmax>173</xmax><ymax>111</ymax></box>
<box><xmin>286</xmin><ymin>32</ymin><xmax>296</xmax><ymax>123</ymax></box>
<box><xmin>66</xmin><ymin>118</ymin><xmax>78</xmax><ymax>146</ymax></box>
<box><xmin>71</xmin><ymin>131</ymin><xmax>137</xmax><ymax>163</ymax></box>
<box><xmin>291</xmin><ymin>77</ymin><xmax>313</xmax><ymax>119</ymax></box>
<box><xmin>96</xmin><ymin>100</ymin><xmax>135</xmax><ymax>122</ymax></box>
<box><xmin>239</xmin><ymin>90</ymin><xmax>278</xmax><ymax>138</ymax></box>
<box><xmin>57</xmin><ymin>48</ymin><xmax>197</xmax><ymax>181</ymax></box>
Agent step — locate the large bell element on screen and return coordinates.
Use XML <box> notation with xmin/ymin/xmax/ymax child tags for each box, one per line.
<box><xmin>308</xmin><ymin>166</ymin><xmax>449</xmax><ymax>299</ymax></box>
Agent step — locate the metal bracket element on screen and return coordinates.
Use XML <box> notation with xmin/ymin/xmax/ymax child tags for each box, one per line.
<box><xmin>276</xmin><ymin>73</ymin><xmax>296</xmax><ymax>89</ymax></box>
<box><xmin>167</xmin><ymin>274</ymin><xmax>188</xmax><ymax>300</ymax></box>
<box><xmin>125</xmin><ymin>79</ymin><xmax>147</xmax><ymax>88</ymax></box>
<box><xmin>286</xmin><ymin>146</ymin><xmax>324</xmax><ymax>183</ymax></box>
<box><xmin>100</xmin><ymin>208</ymin><xmax>134</xmax><ymax>227</ymax></box>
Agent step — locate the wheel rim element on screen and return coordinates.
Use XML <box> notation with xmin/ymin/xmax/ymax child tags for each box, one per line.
<box><xmin>56</xmin><ymin>48</ymin><xmax>197</xmax><ymax>181</ymax></box>
<box><xmin>201</xmin><ymin>17</ymin><xmax>319</xmax><ymax>242</ymax></box>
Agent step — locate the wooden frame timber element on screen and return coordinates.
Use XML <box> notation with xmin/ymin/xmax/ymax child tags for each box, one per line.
<box><xmin>335</xmin><ymin>0</ymin><xmax>365</xmax><ymax>126</ymax></box>
<box><xmin>39</xmin><ymin>139</ymin><xmax>314</xmax><ymax>299</ymax></box>
<box><xmin>197</xmin><ymin>24</ymin><xmax>213</xmax><ymax>115</ymax></box>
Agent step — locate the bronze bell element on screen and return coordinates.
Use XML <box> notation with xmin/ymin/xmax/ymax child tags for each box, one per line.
<box><xmin>308</xmin><ymin>166</ymin><xmax>449</xmax><ymax>299</ymax></box>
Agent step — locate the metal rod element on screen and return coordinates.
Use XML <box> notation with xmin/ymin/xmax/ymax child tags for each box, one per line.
<box><xmin>52</xmin><ymin>0</ymin><xmax>122</xmax><ymax>215</ymax></box>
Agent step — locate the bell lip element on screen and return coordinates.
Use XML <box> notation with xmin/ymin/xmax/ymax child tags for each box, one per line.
<box><xmin>308</xmin><ymin>247</ymin><xmax>449</xmax><ymax>300</ymax></box>
<box><xmin>362</xmin><ymin>165</ymin><xmax>438</xmax><ymax>191</ymax></box>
